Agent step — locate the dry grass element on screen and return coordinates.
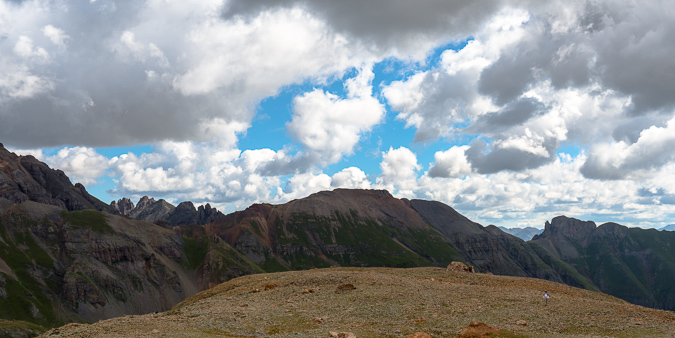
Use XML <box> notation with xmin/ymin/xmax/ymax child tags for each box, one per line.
<box><xmin>40</xmin><ymin>267</ymin><xmax>675</xmax><ymax>338</ymax></box>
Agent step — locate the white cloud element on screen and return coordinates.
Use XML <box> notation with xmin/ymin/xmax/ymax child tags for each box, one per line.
<box><xmin>288</xmin><ymin>65</ymin><xmax>384</xmax><ymax>164</ymax></box>
<box><xmin>13</xmin><ymin>36</ymin><xmax>49</xmax><ymax>61</ymax></box>
<box><xmin>117</xmin><ymin>31</ymin><xmax>169</xmax><ymax>67</ymax></box>
<box><xmin>376</xmin><ymin>147</ymin><xmax>420</xmax><ymax>197</ymax></box>
<box><xmin>44</xmin><ymin>147</ymin><xmax>110</xmax><ymax>186</ymax></box>
<box><xmin>43</xmin><ymin>25</ymin><xmax>69</xmax><ymax>47</ymax></box>
<box><xmin>428</xmin><ymin>146</ymin><xmax>472</xmax><ymax>178</ymax></box>
<box><xmin>275</xmin><ymin>172</ymin><xmax>332</xmax><ymax>202</ymax></box>
<box><xmin>581</xmin><ymin>117</ymin><xmax>675</xmax><ymax>179</ymax></box>
<box><xmin>331</xmin><ymin>167</ymin><xmax>371</xmax><ymax>189</ymax></box>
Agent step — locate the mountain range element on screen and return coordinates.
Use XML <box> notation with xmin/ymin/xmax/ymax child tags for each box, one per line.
<box><xmin>1</xmin><ymin>143</ymin><xmax>675</xmax><ymax>334</ymax></box>
<box><xmin>110</xmin><ymin>196</ymin><xmax>224</xmax><ymax>227</ymax></box>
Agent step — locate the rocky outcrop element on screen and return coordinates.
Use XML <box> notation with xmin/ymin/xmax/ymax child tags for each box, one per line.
<box><xmin>446</xmin><ymin>261</ymin><xmax>474</xmax><ymax>273</ymax></box>
<box><xmin>112</xmin><ymin>197</ymin><xmax>224</xmax><ymax>227</ymax></box>
<box><xmin>0</xmin><ymin>144</ymin><xmax>114</xmax><ymax>213</ymax></box>
<box><xmin>127</xmin><ymin>196</ymin><xmax>175</xmax><ymax>223</ymax></box>
<box><xmin>165</xmin><ymin>201</ymin><xmax>224</xmax><ymax>227</ymax></box>
<box><xmin>110</xmin><ymin>197</ymin><xmax>134</xmax><ymax>215</ymax></box>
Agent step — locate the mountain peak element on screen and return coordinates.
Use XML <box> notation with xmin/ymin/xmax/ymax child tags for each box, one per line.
<box><xmin>0</xmin><ymin>143</ymin><xmax>114</xmax><ymax>212</ymax></box>
<box><xmin>533</xmin><ymin>215</ymin><xmax>596</xmax><ymax>243</ymax></box>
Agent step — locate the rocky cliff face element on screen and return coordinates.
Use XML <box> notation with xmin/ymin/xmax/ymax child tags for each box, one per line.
<box><xmin>165</xmin><ymin>201</ymin><xmax>224</xmax><ymax>227</ymax></box>
<box><xmin>0</xmin><ymin>144</ymin><xmax>114</xmax><ymax>213</ymax></box>
<box><xmin>110</xmin><ymin>197</ymin><xmax>134</xmax><ymax>215</ymax></box>
<box><xmin>126</xmin><ymin>196</ymin><xmax>175</xmax><ymax>223</ymax></box>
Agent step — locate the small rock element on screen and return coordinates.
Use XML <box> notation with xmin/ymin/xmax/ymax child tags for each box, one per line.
<box><xmin>407</xmin><ymin>333</ymin><xmax>431</xmax><ymax>338</ymax></box>
<box><xmin>335</xmin><ymin>283</ymin><xmax>356</xmax><ymax>294</ymax></box>
<box><xmin>329</xmin><ymin>332</ymin><xmax>356</xmax><ymax>338</ymax></box>
<box><xmin>152</xmin><ymin>329</ymin><xmax>160</xmax><ymax>333</ymax></box>
<box><xmin>264</xmin><ymin>283</ymin><xmax>277</xmax><ymax>291</ymax></box>
<box><xmin>313</xmin><ymin>317</ymin><xmax>324</xmax><ymax>324</ymax></box>
<box><xmin>446</xmin><ymin>261</ymin><xmax>475</xmax><ymax>273</ymax></box>
<box><xmin>516</xmin><ymin>319</ymin><xmax>527</xmax><ymax>326</ymax></box>
<box><xmin>458</xmin><ymin>321</ymin><xmax>500</xmax><ymax>338</ymax></box>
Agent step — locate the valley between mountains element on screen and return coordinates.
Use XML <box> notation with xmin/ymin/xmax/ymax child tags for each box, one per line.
<box><xmin>1</xmin><ymin>143</ymin><xmax>675</xmax><ymax>337</ymax></box>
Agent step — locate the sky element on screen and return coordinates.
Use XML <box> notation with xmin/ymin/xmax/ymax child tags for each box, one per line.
<box><xmin>2</xmin><ymin>0</ymin><xmax>675</xmax><ymax>229</ymax></box>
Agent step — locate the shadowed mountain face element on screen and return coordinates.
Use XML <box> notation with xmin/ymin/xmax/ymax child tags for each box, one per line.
<box><xmin>0</xmin><ymin>144</ymin><xmax>114</xmax><ymax>213</ymax></box>
<box><xmin>0</xmin><ymin>202</ymin><xmax>262</xmax><ymax>329</ymax></box>
<box><xmin>531</xmin><ymin>216</ymin><xmax>675</xmax><ymax>310</ymax></box>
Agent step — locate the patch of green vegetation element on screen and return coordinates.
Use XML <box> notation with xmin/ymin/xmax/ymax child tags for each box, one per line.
<box><xmin>129</xmin><ymin>274</ymin><xmax>144</xmax><ymax>292</ymax></box>
<box><xmin>0</xmin><ymin>270</ymin><xmax>61</xmax><ymax>329</ymax></box>
<box><xmin>62</xmin><ymin>210</ymin><xmax>115</xmax><ymax>234</ymax></box>
<box><xmin>259</xmin><ymin>251</ymin><xmax>288</xmax><ymax>273</ymax></box>
<box><xmin>182</xmin><ymin>236</ymin><xmax>210</xmax><ymax>270</ymax></box>
<box><xmin>12</xmin><ymin>229</ymin><xmax>53</xmax><ymax>268</ymax></box>
<box><xmin>211</xmin><ymin>242</ymin><xmax>265</xmax><ymax>277</ymax></box>
<box><xmin>0</xmin><ymin>318</ymin><xmax>47</xmax><ymax>335</ymax></box>
<box><xmin>0</xmin><ymin>218</ymin><xmax>62</xmax><ymax>328</ymax></box>
<box><xmin>249</xmin><ymin>220</ymin><xmax>263</xmax><ymax>237</ymax></box>
<box><xmin>527</xmin><ymin>242</ymin><xmax>598</xmax><ymax>292</ymax></box>
<box><xmin>276</xmin><ymin>210</ymin><xmax>464</xmax><ymax>269</ymax></box>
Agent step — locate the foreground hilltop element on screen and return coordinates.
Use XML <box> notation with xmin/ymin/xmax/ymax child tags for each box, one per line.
<box><xmin>42</xmin><ymin>267</ymin><xmax>675</xmax><ymax>338</ymax></box>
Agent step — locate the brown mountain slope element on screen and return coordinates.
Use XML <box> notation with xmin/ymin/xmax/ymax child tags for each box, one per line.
<box><xmin>40</xmin><ymin>267</ymin><xmax>675</xmax><ymax>337</ymax></box>
<box><xmin>205</xmin><ymin>189</ymin><xmax>573</xmax><ymax>287</ymax></box>
<box><xmin>205</xmin><ymin>189</ymin><xmax>464</xmax><ymax>271</ymax></box>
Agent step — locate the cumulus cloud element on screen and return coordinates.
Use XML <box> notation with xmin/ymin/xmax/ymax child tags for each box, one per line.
<box><xmin>287</xmin><ymin>65</ymin><xmax>384</xmax><ymax>164</ymax></box>
<box><xmin>222</xmin><ymin>0</ymin><xmax>538</xmax><ymax>59</ymax></box>
<box><xmin>331</xmin><ymin>167</ymin><xmax>371</xmax><ymax>189</ymax></box>
<box><xmin>428</xmin><ymin>146</ymin><xmax>472</xmax><ymax>178</ymax></box>
<box><xmin>0</xmin><ymin>1</ymin><xmax>373</xmax><ymax>148</ymax></box>
<box><xmin>376</xmin><ymin>147</ymin><xmax>420</xmax><ymax>197</ymax></box>
<box><xmin>581</xmin><ymin>117</ymin><xmax>675</xmax><ymax>179</ymax></box>
<box><xmin>43</xmin><ymin>25</ymin><xmax>69</xmax><ymax>47</ymax></box>
<box><xmin>381</xmin><ymin>0</ymin><xmax>675</xmax><ymax>178</ymax></box>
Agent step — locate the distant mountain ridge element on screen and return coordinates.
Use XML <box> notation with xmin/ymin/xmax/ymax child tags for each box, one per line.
<box><xmin>660</xmin><ymin>224</ymin><xmax>675</xmax><ymax>231</ymax></box>
<box><xmin>110</xmin><ymin>196</ymin><xmax>224</xmax><ymax>227</ymax></box>
<box><xmin>498</xmin><ymin>226</ymin><xmax>543</xmax><ymax>240</ymax></box>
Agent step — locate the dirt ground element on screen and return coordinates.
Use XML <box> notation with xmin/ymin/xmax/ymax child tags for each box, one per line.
<box><xmin>40</xmin><ymin>267</ymin><xmax>675</xmax><ymax>337</ymax></box>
